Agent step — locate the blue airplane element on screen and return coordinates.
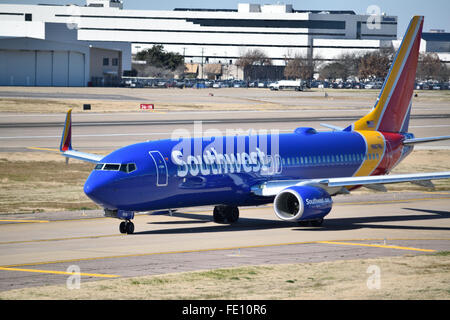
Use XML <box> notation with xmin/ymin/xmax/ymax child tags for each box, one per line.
<box><xmin>58</xmin><ymin>16</ymin><xmax>450</xmax><ymax>234</ymax></box>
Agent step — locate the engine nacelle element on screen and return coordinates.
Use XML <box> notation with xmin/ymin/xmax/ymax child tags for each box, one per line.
<box><xmin>273</xmin><ymin>186</ymin><xmax>332</xmax><ymax>222</ymax></box>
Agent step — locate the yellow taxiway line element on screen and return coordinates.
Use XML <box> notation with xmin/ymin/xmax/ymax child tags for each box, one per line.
<box><xmin>2</xmin><ymin>238</ymin><xmax>446</xmax><ymax>269</ymax></box>
<box><xmin>0</xmin><ymin>266</ymin><xmax>119</xmax><ymax>278</ymax></box>
<box><xmin>317</xmin><ymin>241</ymin><xmax>436</xmax><ymax>253</ymax></box>
<box><xmin>0</xmin><ymin>220</ymin><xmax>49</xmax><ymax>224</ymax></box>
<box><xmin>26</xmin><ymin>147</ymin><xmax>59</xmax><ymax>152</ymax></box>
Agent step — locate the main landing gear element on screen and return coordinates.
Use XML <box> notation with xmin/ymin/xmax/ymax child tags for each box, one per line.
<box><xmin>297</xmin><ymin>218</ymin><xmax>324</xmax><ymax>227</ymax></box>
<box><xmin>213</xmin><ymin>205</ymin><xmax>239</xmax><ymax>224</ymax></box>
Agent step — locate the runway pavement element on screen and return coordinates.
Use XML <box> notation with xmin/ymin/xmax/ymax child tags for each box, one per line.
<box><xmin>0</xmin><ymin>191</ymin><xmax>449</xmax><ymax>291</ymax></box>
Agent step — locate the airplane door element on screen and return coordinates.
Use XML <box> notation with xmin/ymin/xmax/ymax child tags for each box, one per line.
<box><xmin>149</xmin><ymin>151</ymin><xmax>168</xmax><ymax>186</ymax></box>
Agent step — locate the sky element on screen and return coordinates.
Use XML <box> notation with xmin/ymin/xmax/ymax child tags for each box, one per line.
<box><xmin>1</xmin><ymin>0</ymin><xmax>449</xmax><ymax>37</ymax></box>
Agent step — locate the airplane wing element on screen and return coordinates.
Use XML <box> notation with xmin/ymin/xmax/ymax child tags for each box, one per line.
<box><xmin>251</xmin><ymin>171</ymin><xmax>450</xmax><ymax>197</ymax></box>
<box><xmin>59</xmin><ymin>109</ymin><xmax>104</xmax><ymax>163</ymax></box>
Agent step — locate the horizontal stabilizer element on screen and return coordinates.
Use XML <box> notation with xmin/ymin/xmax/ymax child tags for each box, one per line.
<box><xmin>62</xmin><ymin>150</ymin><xmax>104</xmax><ymax>163</ymax></box>
<box><xmin>403</xmin><ymin>135</ymin><xmax>450</xmax><ymax>145</ymax></box>
<box><xmin>320</xmin><ymin>123</ymin><xmax>344</xmax><ymax>131</ymax></box>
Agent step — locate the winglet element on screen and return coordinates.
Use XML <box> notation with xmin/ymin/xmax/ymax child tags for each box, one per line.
<box><xmin>60</xmin><ymin>108</ymin><xmax>73</xmax><ymax>152</ymax></box>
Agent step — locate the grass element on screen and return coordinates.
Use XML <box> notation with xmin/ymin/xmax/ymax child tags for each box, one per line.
<box><xmin>0</xmin><ymin>158</ymin><xmax>96</xmax><ymax>214</ymax></box>
<box><xmin>0</xmin><ymin>252</ymin><xmax>448</xmax><ymax>300</ymax></box>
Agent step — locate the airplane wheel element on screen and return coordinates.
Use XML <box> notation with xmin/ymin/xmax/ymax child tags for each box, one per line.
<box><xmin>310</xmin><ymin>218</ymin><xmax>324</xmax><ymax>227</ymax></box>
<box><xmin>297</xmin><ymin>221</ymin><xmax>310</xmax><ymax>227</ymax></box>
<box><xmin>119</xmin><ymin>221</ymin><xmax>127</xmax><ymax>234</ymax></box>
<box><xmin>126</xmin><ymin>221</ymin><xmax>135</xmax><ymax>234</ymax></box>
<box><xmin>213</xmin><ymin>206</ymin><xmax>226</xmax><ymax>223</ymax></box>
<box><xmin>225</xmin><ymin>206</ymin><xmax>239</xmax><ymax>223</ymax></box>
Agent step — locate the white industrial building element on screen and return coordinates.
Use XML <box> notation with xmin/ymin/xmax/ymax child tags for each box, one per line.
<box><xmin>0</xmin><ymin>0</ymin><xmax>400</xmax><ymax>85</ymax></box>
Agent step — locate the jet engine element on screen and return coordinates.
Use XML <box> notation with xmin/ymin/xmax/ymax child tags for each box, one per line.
<box><xmin>273</xmin><ymin>186</ymin><xmax>332</xmax><ymax>222</ymax></box>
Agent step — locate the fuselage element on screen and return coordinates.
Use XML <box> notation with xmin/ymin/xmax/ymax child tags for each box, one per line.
<box><xmin>83</xmin><ymin>127</ymin><xmax>414</xmax><ymax>212</ymax></box>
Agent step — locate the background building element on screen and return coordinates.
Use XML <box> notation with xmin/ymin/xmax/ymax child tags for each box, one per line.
<box><xmin>2</xmin><ymin>1</ymin><xmax>446</xmax><ymax>85</ymax></box>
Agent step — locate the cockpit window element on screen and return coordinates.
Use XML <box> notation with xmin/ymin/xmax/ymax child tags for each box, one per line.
<box><xmin>95</xmin><ymin>163</ymin><xmax>137</xmax><ymax>173</ymax></box>
<box><xmin>103</xmin><ymin>164</ymin><xmax>121</xmax><ymax>171</ymax></box>
<box><xmin>127</xmin><ymin>163</ymin><xmax>136</xmax><ymax>173</ymax></box>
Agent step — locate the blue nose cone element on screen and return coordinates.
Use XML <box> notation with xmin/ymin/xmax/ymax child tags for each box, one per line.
<box><xmin>84</xmin><ymin>172</ymin><xmax>117</xmax><ymax>209</ymax></box>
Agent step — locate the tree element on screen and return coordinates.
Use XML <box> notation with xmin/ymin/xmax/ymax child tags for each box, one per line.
<box><xmin>417</xmin><ymin>52</ymin><xmax>447</xmax><ymax>81</ymax></box>
<box><xmin>283</xmin><ymin>53</ymin><xmax>320</xmax><ymax>80</ymax></box>
<box><xmin>337</xmin><ymin>52</ymin><xmax>360</xmax><ymax>79</ymax></box>
<box><xmin>236</xmin><ymin>49</ymin><xmax>272</xmax><ymax>69</ymax></box>
<box><xmin>135</xmin><ymin>45</ymin><xmax>184</xmax><ymax>71</ymax></box>
<box><xmin>319</xmin><ymin>62</ymin><xmax>348</xmax><ymax>81</ymax></box>
<box><xmin>358</xmin><ymin>50</ymin><xmax>392</xmax><ymax>81</ymax></box>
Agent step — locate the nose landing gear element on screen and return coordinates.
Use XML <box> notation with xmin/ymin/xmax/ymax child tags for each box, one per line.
<box><xmin>104</xmin><ymin>209</ymin><xmax>135</xmax><ymax>234</ymax></box>
<box><xmin>119</xmin><ymin>220</ymin><xmax>135</xmax><ymax>234</ymax></box>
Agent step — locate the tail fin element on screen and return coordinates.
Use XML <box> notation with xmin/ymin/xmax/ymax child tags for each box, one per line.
<box><xmin>59</xmin><ymin>109</ymin><xmax>103</xmax><ymax>163</ymax></box>
<box><xmin>60</xmin><ymin>108</ymin><xmax>73</xmax><ymax>152</ymax></box>
<box><xmin>351</xmin><ymin>16</ymin><xmax>424</xmax><ymax>133</ymax></box>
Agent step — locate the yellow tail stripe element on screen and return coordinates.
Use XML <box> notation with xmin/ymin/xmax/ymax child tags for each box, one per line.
<box><xmin>353</xmin><ymin>130</ymin><xmax>385</xmax><ymax>177</ymax></box>
<box><xmin>353</xmin><ymin>16</ymin><xmax>421</xmax><ymax>131</ymax></box>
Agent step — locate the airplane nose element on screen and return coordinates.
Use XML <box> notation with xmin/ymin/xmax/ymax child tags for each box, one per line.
<box><xmin>84</xmin><ymin>172</ymin><xmax>116</xmax><ymax>209</ymax></box>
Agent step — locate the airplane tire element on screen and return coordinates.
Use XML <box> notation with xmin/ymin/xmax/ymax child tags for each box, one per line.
<box><xmin>225</xmin><ymin>206</ymin><xmax>239</xmax><ymax>223</ymax></box>
<box><xmin>213</xmin><ymin>206</ymin><xmax>226</xmax><ymax>223</ymax></box>
<box><xmin>126</xmin><ymin>221</ymin><xmax>135</xmax><ymax>234</ymax></box>
<box><xmin>119</xmin><ymin>221</ymin><xmax>127</xmax><ymax>234</ymax></box>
